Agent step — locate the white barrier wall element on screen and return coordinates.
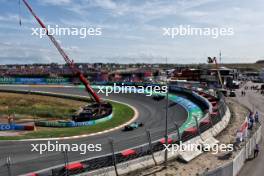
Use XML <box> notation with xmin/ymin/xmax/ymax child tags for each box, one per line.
<box><xmin>233</xmin><ymin>126</ymin><xmax>262</xmax><ymax>176</ymax></box>
<box><xmin>203</xmin><ymin>125</ymin><xmax>262</xmax><ymax>176</ymax></box>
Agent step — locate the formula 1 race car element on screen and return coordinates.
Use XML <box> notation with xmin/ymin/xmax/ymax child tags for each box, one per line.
<box><xmin>122</xmin><ymin>122</ymin><xmax>144</xmax><ymax>131</ymax></box>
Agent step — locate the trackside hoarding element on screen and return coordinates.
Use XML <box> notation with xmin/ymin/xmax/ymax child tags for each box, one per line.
<box><xmin>0</xmin><ymin>77</ymin><xmax>69</xmax><ymax>84</ymax></box>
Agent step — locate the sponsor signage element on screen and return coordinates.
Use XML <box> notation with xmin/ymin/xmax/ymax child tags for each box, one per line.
<box><xmin>0</xmin><ymin>124</ymin><xmax>14</xmax><ymax>131</ymax></box>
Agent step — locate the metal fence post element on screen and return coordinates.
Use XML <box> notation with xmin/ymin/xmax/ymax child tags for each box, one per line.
<box><xmin>174</xmin><ymin>122</ymin><xmax>181</xmax><ymax>142</ymax></box>
<box><xmin>218</xmin><ymin>102</ymin><xmax>224</xmax><ymax>121</ymax></box>
<box><xmin>63</xmin><ymin>146</ymin><xmax>69</xmax><ymax>176</ymax></box>
<box><xmin>208</xmin><ymin>113</ymin><xmax>214</xmax><ymax>127</ymax></box>
<box><xmin>109</xmin><ymin>138</ymin><xmax>118</xmax><ymax>176</ymax></box>
<box><xmin>6</xmin><ymin>156</ymin><xmax>11</xmax><ymax>176</ymax></box>
<box><xmin>146</xmin><ymin>130</ymin><xmax>157</xmax><ymax>165</ymax></box>
<box><xmin>194</xmin><ymin>115</ymin><xmax>201</xmax><ymax>136</ymax></box>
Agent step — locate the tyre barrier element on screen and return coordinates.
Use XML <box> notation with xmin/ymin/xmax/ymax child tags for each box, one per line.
<box><xmin>64</xmin><ymin>162</ymin><xmax>84</xmax><ymax>175</ymax></box>
<box><xmin>181</xmin><ymin>127</ymin><xmax>199</xmax><ymax>142</ymax></box>
<box><xmin>121</xmin><ymin>149</ymin><xmax>137</xmax><ymax>157</ymax></box>
<box><xmin>0</xmin><ymin>124</ymin><xmax>34</xmax><ymax>131</ymax></box>
<box><xmin>34</xmin><ymin>113</ymin><xmax>113</xmax><ymax>128</ymax></box>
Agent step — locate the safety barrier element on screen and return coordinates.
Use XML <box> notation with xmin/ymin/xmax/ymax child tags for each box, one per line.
<box><xmin>35</xmin><ymin>113</ymin><xmax>113</xmax><ymax>128</ymax></box>
<box><xmin>0</xmin><ymin>123</ymin><xmax>34</xmax><ymax>131</ymax></box>
<box><xmin>82</xmin><ymin>103</ymin><xmax>230</xmax><ymax>176</ymax></box>
<box><xmin>201</xmin><ymin>124</ymin><xmax>262</xmax><ymax>176</ymax></box>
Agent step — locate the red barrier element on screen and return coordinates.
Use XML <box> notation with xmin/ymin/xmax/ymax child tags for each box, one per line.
<box><xmin>203</xmin><ymin>94</ymin><xmax>210</xmax><ymax>98</ymax></box>
<box><xmin>24</xmin><ymin>125</ymin><xmax>35</xmax><ymax>131</ymax></box>
<box><xmin>199</xmin><ymin>92</ymin><xmax>206</xmax><ymax>96</ymax></box>
<box><xmin>208</xmin><ymin>97</ymin><xmax>216</xmax><ymax>101</ymax></box>
<box><xmin>121</xmin><ymin>149</ymin><xmax>136</xmax><ymax>157</ymax></box>
<box><xmin>211</xmin><ymin>101</ymin><xmax>217</xmax><ymax>106</ymax></box>
<box><xmin>65</xmin><ymin>162</ymin><xmax>84</xmax><ymax>170</ymax></box>
<box><xmin>239</xmin><ymin>121</ymin><xmax>248</xmax><ymax>132</ymax></box>
<box><xmin>212</xmin><ymin>106</ymin><xmax>218</xmax><ymax>110</ymax></box>
<box><xmin>159</xmin><ymin>138</ymin><xmax>173</xmax><ymax>144</ymax></box>
<box><xmin>184</xmin><ymin>127</ymin><xmax>198</xmax><ymax>134</ymax></box>
<box><xmin>200</xmin><ymin>119</ymin><xmax>211</xmax><ymax>125</ymax></box>
<box><xmin>210</xmin><ymin>112</ymin><xmax>219</xmax><ymax>116</ymax></box>
<box><xmin>26</xmin><ymin>173</ymin><xmax>37</xmax><ymax>176</ymax></box>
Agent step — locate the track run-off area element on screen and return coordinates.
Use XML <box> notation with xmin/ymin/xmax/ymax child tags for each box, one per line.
<box><xmin>0</xmin><ymin>85</ymin><xmax>206</xmax><ymax>175</ymax></box>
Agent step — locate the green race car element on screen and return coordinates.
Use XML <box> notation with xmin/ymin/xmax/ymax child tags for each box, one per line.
<box><xmin>122</xmin><ymin>122</ymin><xmax>144</xmax><ymax>131</ymax></box>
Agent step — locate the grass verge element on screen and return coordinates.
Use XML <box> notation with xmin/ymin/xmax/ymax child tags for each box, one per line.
<box><xmin>0</xmin><ymin>101</ymin><xmax>134</xmax><ymax>140</ymax></box>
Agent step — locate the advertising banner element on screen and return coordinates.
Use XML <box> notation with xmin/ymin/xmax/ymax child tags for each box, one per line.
<box><xmin>45</xmin><ymin>78</ymin><xmax>69</xmax><ymax>84</ymax></box>
<box><xmin>15</xmin><ymin>78</ymin><xmax>45</xmax><ymax>84</ymax></box>
<box><xmin>0</xmin><ymin>77</ymin><xmax>70</xmax><ymax>84</ymax></box>
<box><xmin>0</xmin><ymin>77</ymin><xmax>16</xmax><ymax>84</ymax></box>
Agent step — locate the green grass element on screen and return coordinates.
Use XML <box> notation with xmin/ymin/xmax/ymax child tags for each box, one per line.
<box><xmin>0</xmin><ymin>101</ymin><xmax>134</xmax><ymax>140</ymax></box>
<box><xmin>0</xmin><ymin>93</ymin><xmax>83</xmax><ymax>119</ymax></box>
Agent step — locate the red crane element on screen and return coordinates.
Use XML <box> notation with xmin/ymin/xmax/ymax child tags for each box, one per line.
<box><xmin>21</xmin><ymin>0</ymin><xmax>101</xmax><ymax>103</ymax></box>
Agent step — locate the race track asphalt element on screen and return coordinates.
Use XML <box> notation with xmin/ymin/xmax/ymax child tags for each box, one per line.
<box><xmin>0</xmin><ymin>86</ymin><xmax>189</xmax><ymax>175</ymax></box>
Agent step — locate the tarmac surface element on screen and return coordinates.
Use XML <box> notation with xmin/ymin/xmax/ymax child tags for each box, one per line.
<box><xmin>0</xmin><ymin>86</ymin><xmax>189</xmax><ymax>175</ymax></box>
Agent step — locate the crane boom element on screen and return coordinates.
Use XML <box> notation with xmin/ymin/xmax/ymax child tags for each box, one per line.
<box><xmin>21</xmin><ymin>0</ymin><xmax>101</xmax><ymax>103</ymax></box>
<box><xmin>214</xmin><ymin>57</ymin><xmax>224</xmax><ymax>89</ymax></box>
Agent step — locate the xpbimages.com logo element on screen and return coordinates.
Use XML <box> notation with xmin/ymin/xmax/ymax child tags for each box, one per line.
<box><xmin>96</xmin><ymin>83</ymin><xmax>168</xmax><ymax>96</ymax></box>
<box><xmin>163</xmin><ymin>141</ymin><xmax>233</xmax><ymax>154</ymax></box>
<box><xmin>162</xmin><ymin>25</ymin><xmax>234</xmax><ymax>39</ymax></box>
<box><xmin>31</xmin><ymin>25</ymin><xmax>102</xmax><ymax>38</ymax></box>
<box><xmin>31</xmin><ymin>141</ymin><xmax>102</xmax><ymax>154</ymax></box>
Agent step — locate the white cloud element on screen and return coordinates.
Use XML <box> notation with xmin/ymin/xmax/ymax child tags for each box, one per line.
<box><xmin>38</xmin><ymin>0</ymin><xmax>72</xmax><ymax>6</ymax></box>
<box><xmin>1</xmin><ymin>0</ymin><xmax>263</xmax><ymax>64</ymax></box>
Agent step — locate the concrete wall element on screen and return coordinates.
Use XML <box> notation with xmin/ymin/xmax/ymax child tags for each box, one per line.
<box><xmin>202</xmin><ymin>125</ymin><xmax>262</xmax><ymax>176</ymax></box>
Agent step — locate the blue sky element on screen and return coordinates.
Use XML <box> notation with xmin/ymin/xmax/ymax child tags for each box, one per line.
<box><xmin>0</xmin><ymin>0</ymin><xmax>263</xmax><ymax>64</ymax></box>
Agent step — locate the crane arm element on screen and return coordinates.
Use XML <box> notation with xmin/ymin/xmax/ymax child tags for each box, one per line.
<box><xmin>213</xmin><ymin>57</ymin><xmax>224</xmax><ymax>89</ymax></box>
<box><xmin>208</xmin><ymin>57</ymin><xmax>224</xmax><ymax>88</ymax></box>
<box><xmin>21</xmin><ymin>0</ymin><xmax>101</xmax><ymax>103</ymax></box>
